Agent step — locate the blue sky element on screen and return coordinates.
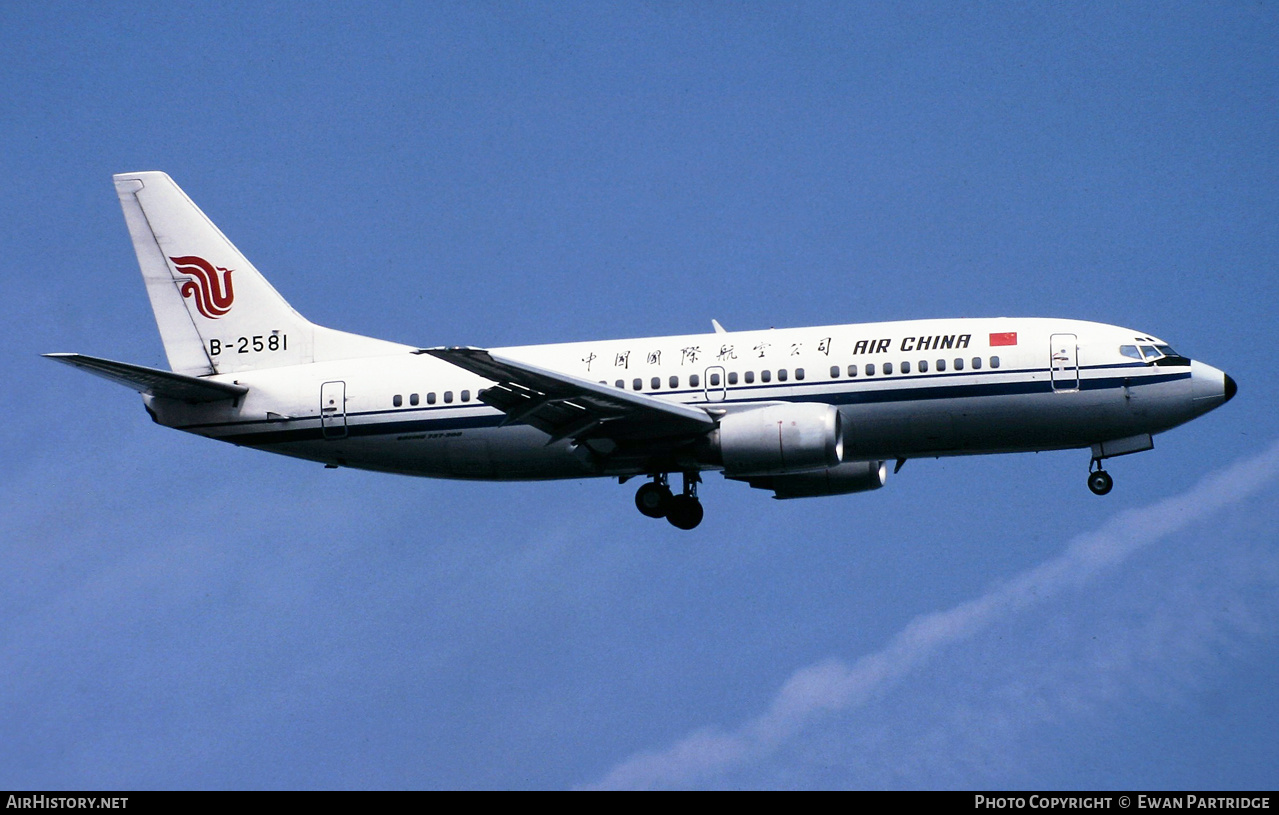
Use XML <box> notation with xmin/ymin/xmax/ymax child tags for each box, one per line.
<box><xmin>2</xmin><ymin>2</ymin><xmax>1276</xmax><ymax>789</ymax></box>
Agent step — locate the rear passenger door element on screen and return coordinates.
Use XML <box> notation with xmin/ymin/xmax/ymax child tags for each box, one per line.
<box><xmin>320</xmin><ymin>380</ymin><xmax>348</xmax><ymax>439</ymax></box>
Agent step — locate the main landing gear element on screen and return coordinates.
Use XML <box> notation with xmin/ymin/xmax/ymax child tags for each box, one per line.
<box><xmin>634</xmin><ymin>472</ymin><xmax>704</xmax><ymax>530</ymax></box>
<box><xmin>1087</xmin><ymin>460</ymin><xmax>1114</xmax><ymax>495</ymax></box>
<box><xmin>634</xmin><ymin>476</ymin><xmax>672</xmax><ymax>518</ymax></box>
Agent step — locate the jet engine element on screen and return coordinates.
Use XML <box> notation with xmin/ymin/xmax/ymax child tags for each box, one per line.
<box><xmin>741</xmin><ymin>459</ymin><xmax>888</xmax><ymax>499</ymax></box>
<box><xmin>716</xmin><ymin>403</ymin><xmax>843</xmax><ymax>477</ymax></box>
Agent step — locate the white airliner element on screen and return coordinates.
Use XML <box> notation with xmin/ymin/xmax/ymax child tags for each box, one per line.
<box><xmin>47</xmin><ymin>172</ymin><xmax>1236</xmax><ymax>529</ymax></box>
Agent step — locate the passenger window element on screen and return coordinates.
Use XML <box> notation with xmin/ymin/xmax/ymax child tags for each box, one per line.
<box><xmin>615</xmin><ymin>380</ymin><xmax>624</xmax><ymax>388</ymax></box>
<box><xmin>410</xmin><ymin>393</ymin><xmax>419</xmax><ymax>406</ymax></box>
<box><xmin>847</xmin><ymin>364</ymin><xmax>858</xmax><ymax>377</ymax></box>
<box><xmin>883</xmin><ymin>362</ymin><xmax>893</xmax><ymax>375</ymax></box>
<box><xmin>709</xmin><ymin>372</ymin><xmax>721</xmax><ymax>386</ymax></box>
<box><xmin>393</xmin><ymin>394</ymin><xmax>403</xmax><ymax>407</ymax></box>
<box><xmin>830</xmin><ymin>365</ymin><xmax>840</xmax><ymax>378</ymax></box>
<box><xmin>427</xmin><ymin>392</ymin><xmax>437</xmax><ymax>405</ymax></box>
<box><xmin>778</xmin><ymin>369</ymin><xmax>788</xmax><ymax>382</ymax></box>
<box><xmin>972</xmin><ymin>357</ymin><xmax>982</xmax><ymax>370</ymax></box>
<box><xmin>690</xmin><ymin>374</ymin><xmax>700</xmax><ymax>387</ymax></box>
<box><xmin>444</xmin><ymin>391</ymin><xmax>454</xmax><ymax>404</ymax></box>
<box><xmin>990</xmin><ymin>356</ymin><xmax>1000</xmax><ymax>369</ymax></box>
<box><xmin>669</xmin><ymin>375</ymin><xmax>679</xmax><ymax>389</ymax></box>
<box><xmin>745</xmin><ymin>371</ymin><xmax>755</xmax><ymax>384</ymax></box>
<box><xmin>901</xmin><ymin>361</ymin><xmax>911</xmax><ymax>374</ymax></box>
<box><xmin>461</xmin><ymin>390</ymin><xmax>470</xmax><ymax>402</ymax></box>
<box><xmin>866</xmin><ymin>363</ymin><xmax>875</xmax><ymax>376</ymax></box>
<box><xmin>795</xmin><ymin>368</ymin><xmax>805</xmax><ymax>380</ymax></box>
<box><xmin>761</xmin><ymin>370</ymin><xmax>771</xmax><ymax>383</ymax></box>
<box><xmin>919</xmin><ymin>360</ymin><xmax>928</xmax><ymax>373</ymax></box>
<box><xmin>936</xmin><ymin>359</ymin><xmax>946</xmax><ymax>372</ymax></box>
<box><xmin>728</xmin><ymin>372</ymin><xmax>738</xmax><ymax>385</ymax></box>
<box><xmin>651</xmin><ymin>377</ymin><xmax>661</xmax><ymax>390</ymax></box>
<box><xmin>633</xmin><ymin>378</ymin><xmax>642</xmax><ymax>391</ymax></box>
<box><xmin>954</xmin><ymin>358</ymin><xmax>964</xmax><ymax>371</ymax></box>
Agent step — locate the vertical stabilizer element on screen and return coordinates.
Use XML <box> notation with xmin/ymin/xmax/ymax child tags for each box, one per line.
<box><xmin>114</xmin><ymin>172</ymin><xmax>406</xmax><ymax>375</ymax></box>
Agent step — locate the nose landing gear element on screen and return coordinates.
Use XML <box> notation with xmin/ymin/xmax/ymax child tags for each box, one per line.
<box><xmin>634</xmin><ymin>472</ymin><xmax>704</xmax><ymax>529</ymax></box>
<box><xmin>1087</xmin><ymin>460</ymin><xmax>1114</xmax><ymax>495</ymax></box>
<box><xmin>1086</xmin><ymin>435</ymin><xmax>1155</xmax><ymax>495</ymax></box>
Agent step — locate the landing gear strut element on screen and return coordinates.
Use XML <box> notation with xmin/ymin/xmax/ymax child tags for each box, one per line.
<box><xmin>634</xmin><ymin>472</ymin><xmax>704</xmax><ymax>529</ymax></box>
<box><xmin>1087</xmin><ymin>460</ymin><xmax>1114</xmax><ymax>495</ymax></box>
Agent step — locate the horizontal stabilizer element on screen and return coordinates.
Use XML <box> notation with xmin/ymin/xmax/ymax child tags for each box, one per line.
<box><xmin>44</xmin><ymin>353</ymin><xmax>248</xmax><ymax>402</ymax></box>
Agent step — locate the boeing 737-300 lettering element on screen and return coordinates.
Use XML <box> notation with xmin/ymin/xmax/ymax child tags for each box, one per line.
<box><xmin>46</xmin><ymin>172</ymin><xmax>1236</xmax><ymax>529</ymax></box>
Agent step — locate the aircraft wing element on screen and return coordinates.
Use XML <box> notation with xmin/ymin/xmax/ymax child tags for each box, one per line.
<box><xmin>44</xmin><ymin>353</ymin><xmax>248</xmax><ymax>402</ymax></box>
<box><xmin>418</xmin><ymin>346</ymin><xmax>715</xmax><ymax>443</ymax></box>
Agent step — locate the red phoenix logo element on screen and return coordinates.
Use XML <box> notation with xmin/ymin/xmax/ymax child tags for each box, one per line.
<box><xmin>170</xmin><ymin>256</ymin><xmax>235</xmax><ymax>319</ymax></box>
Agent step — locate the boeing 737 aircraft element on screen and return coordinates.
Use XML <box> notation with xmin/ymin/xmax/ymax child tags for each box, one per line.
<box><xmin>47</xmin><ymin>172</ymin><xmax>1236</xmax><ymax>529</ymax></box>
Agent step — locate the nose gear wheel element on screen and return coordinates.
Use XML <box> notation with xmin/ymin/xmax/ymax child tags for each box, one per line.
<box><xmin>1087</xmin><ymin>460</ymin><xmax>1114</xmax><ymax>495</ymax></box>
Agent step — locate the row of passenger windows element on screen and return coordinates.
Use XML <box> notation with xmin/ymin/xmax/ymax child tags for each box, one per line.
<box><xmin>603</xmin><ymin>368</ymin><xmax>811</xmax><ymax>391</ymax></box>
<box><xmin>392</xmin><ymin>390</ymin><xmax>472</xmax><ymax>407</ymax></box>
<box><xmin>599</xmin><ymin>356</ymin><xmax>1004</xmax><ymax>392</ymax></box>
<box><xmin>831</xmin><ymin>356</ymin><xmax>1001</xmax><ymax>377</ymax></box>
<box><xmin>392</xmin><ymin>355</ymin><xmax>1006</xmax><ymax>405</ymax></box>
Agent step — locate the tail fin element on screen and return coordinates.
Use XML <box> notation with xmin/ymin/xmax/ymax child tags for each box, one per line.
<box><xmin>114</xmin><ymin>172</ymin><xmax>406</xmax><ymax>375</ymax></box>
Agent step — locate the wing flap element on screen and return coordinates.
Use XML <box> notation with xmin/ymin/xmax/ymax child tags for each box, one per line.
<box><xmin>44</xmin><ymin>353</ymin><xmax>248</xmax><ymax>402</ymax></box>
<box><xmin>419</xmin><ymin>346</ymin><xmax>714</xmax><ymax>442</ymax></box>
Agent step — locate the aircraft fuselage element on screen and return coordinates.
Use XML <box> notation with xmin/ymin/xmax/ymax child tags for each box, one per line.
<box><xmin>147</xmin><ymin>317</ymin><xmax>1229</xmax><ymax>481</ymax></box>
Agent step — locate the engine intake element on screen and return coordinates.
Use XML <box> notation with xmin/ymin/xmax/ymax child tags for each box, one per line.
<box><xmin>717</xmin><ymin>403</ymin><xmax>843</xmax><ymax>477</ymax></box>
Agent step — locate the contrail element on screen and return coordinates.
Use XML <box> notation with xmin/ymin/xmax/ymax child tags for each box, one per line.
<box><xmin>586</xmin><ymin>439</ymin><xmax>1279</xmax><ymax>790</ymax></box>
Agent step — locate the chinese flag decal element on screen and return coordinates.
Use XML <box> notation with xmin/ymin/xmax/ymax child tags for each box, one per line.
<box><xmin>990</xmin><ymin>332</ymin><xmax>1018</xmax><ymax>346</ymax></box>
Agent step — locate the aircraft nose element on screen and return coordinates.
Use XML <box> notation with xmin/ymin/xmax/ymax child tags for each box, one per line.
<box><xmin>1190</xmin><ymin>360</ymin><xmax>1234</xmax><ymax>409</ymax></box>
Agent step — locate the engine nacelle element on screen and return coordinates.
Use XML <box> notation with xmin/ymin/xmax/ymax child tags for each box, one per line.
<box><xmin>717</xmin><ymin>403</ymin><xmax>843</xmax><ymax>477</ymax></box>
<box><xmin>745</xmin><ymin>460</ymin><xmax>888</xmax><ymax>499</ymax></box>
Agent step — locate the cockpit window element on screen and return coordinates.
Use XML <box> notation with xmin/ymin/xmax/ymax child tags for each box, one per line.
<box><xmin>1152</xmin><ymin>343</ymin><xmax>1191</xmax><ymax>366</ymax></box>
<box><xmin>1123</xmin><ymin>342</ymin><xmax>1189</xmax><ymax>366</ymax></box>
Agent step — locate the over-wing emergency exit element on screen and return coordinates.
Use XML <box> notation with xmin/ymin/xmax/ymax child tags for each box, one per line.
<box><xmin>47</xmin><ymin>172</ymin><xmax>1236</xmax><ymax>529</ymax></box>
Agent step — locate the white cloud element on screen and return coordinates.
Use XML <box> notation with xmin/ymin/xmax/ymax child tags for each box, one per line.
<box><xmin>587</xmin><ymin>438</ymin><xmax>1279</xmax><ymax>789</ymax></box>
